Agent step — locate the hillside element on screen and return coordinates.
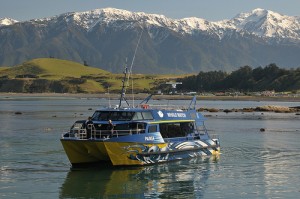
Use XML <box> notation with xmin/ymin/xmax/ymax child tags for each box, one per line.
<box><xmin>1</xmin><ymin>58</ymin><xmax>110</xmax><ymax>79</ymax></box>
<box><xmin>0</xmin><ymin>58</ymin><xmax>299</xmax><ymax>94</ymax></box>
<box><xmin>177</xmin><ymin>64</ymin><xmax>300</xmax><ymax>93</ymax></box>
<box><xmin>0</xmin><ymin>58</ymin><xmax>184</xmax><ymax>93</ymax></box>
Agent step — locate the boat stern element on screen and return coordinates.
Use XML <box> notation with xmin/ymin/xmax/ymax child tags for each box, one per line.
<box><xmin>60</xmin><ymin>138</ymin><xmax>110</xmax><ymax>165</ymax></box>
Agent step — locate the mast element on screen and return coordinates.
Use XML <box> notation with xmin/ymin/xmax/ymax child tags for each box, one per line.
<box><xmin>118</xmin><ymin>29</ymin><xmax>143</xmax><ymax>109</ymax></box>
<box><xmin>118</xmin><ymin>63</ymin><xmax>130</xmax><ymax>108</ymax></box>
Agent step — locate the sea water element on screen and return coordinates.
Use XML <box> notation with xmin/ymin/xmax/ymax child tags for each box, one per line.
<box><xmin>0</xmin><ymin>96</ymin><xmax>299</xmax><ymax>199</ymax></box>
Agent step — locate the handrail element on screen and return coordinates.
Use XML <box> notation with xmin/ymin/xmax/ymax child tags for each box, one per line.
<box><xmin>147</xmin><ymin>104</ymin><xmax>186</xmax><ymax>110</ymax></box>
<box><xmin>62</xmin><ymin>128</ymin><xmax>146</xmax><ymax>140</ymax></box>
<box><xmin>91</xmin><ymin>129</ymin><xmax>146</xmax><ymax>139</ymax></box>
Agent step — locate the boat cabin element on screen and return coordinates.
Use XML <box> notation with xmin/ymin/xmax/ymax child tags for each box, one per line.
<box><xmin>64</xmin><ymin>108</ymin><xmax>208</xmax><ymax>140</ymax></box>
<box><xmin>91</xmin><ymin>110</ymin><xmax>154</xmax><ymax>121</ymax></box>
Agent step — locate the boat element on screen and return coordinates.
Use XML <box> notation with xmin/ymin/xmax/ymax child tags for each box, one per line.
<box><xmin>60</xmin><ymin>41</ymin><xmax>220</xmax><ymax>166</ymax></box>
<box><xmin>60</xmin><ymin>97</ymin><xmax>220</xmax><ymax>166</ymax></box>
<box><xmin>60</xmin><ymin>71</ymin><xmax>220</xmax><ymax>167</ymax></box>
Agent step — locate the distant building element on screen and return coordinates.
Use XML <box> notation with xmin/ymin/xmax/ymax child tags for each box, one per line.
<box><xmin>215</xmin><ymin>92</ymin><xmax>226</xmax><ymax>96</ymax></box>
<box><xmin>185</xmin><ymin>92</ymin><xmax>197</xmax><ymax>95</ymax></box>
<box><xmin>261</xmin><ymin>90</ymin><xmax>275</xmax><ymax>96</ymax></box>
<box><xmin>15</xmin><ymin>74</ymin><xmax>38</xmax><ymax>78</ymax></box>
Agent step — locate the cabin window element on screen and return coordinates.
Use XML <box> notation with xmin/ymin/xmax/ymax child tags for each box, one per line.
<box><xmin>148</xmin><ymin>125</ymin><xmax>158</xmax><ymax>133</ymax></box>
<box><xmin>132</xmin><ymin>112</ymin><xmax>143</xmax><ymax>120</ymax></box>
<box><xmin>92</xmin><ymin>111</ymin><xmax>107</xmax><ymax>120</ymax></box>
<box><xmin>142</xmin><ymin>112</ymin><xmax>153</xmax><ymax>120</ymax></box>
<box><xmin>92</xmin><ymin>111</ymin><xmax>153</xmax><ymax>121</ymax></box>
<box><xmin>159</xmin><ymin>122</ymin><xmax>194</xmax><ymax>138</ymax></box>
<box><xmin>92</xmin><ymin>111</ymin><xmax>134</xmax><ymax>121</ymax></box>
<box><xmin>110</xmin><ymin>111</ymin><xmax>119</xmax><ymax>120</ymax></box>
<box><xmin>129</xmin><ymin>122</ymin><xmax>146</xmax><ymax>134</ymax></box>
<box><xmin>132</xmin><ymin>111</ymin><xmax>153</xmax><ymax>120</ymax></box>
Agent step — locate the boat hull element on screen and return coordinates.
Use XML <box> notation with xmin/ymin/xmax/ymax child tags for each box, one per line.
<box><xmin>104</xmin><ymin>142</ymin><xmax>168</xmax><ymax>166</ymax></box>
<box><xmin>60</xmin><ymin>139</ymin><xmax>110</xmax><ymax>164</ymax></box>
<box><xmin>104</xmin><ymin>139</ymin><xmax>220</xmax><ymax>166</ymax></box>
<box><xmin>61</xmin><ymin>139</ymin><xmax>220</xmax><ymax>166</ymax></box>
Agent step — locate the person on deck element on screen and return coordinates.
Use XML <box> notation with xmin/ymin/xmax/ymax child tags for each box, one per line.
<box><xmin>107</xmin><ymin>119</ymin><xmax>114</xmax><ymax>137</ymax></box>
<box><xmin>85</xmin><ymin>116</ymin><xmax>93</xmax><ymax>139</ymax></box>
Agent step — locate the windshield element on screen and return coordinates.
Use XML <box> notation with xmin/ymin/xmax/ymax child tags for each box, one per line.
<box><xmin>92</xmin><ymin>111</ymin><xmax>135</xmax><ymax>121</ymax></box>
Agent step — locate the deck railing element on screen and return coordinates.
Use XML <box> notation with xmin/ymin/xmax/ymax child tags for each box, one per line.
<box><xmin>62</xmin><ymin>127</ymin><xmax>146</xmax><ymax>140</ymax></box>
<box><xmin>145</xmin><ymin>104</ymin><xmax>186</xmax><ymax>111</ymax></box>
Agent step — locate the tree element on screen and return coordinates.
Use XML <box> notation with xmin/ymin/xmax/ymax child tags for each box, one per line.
<box><xmin>176</xmin><ymin>64</ymin><xmax>300</xmax><ymax>92</ymax></box>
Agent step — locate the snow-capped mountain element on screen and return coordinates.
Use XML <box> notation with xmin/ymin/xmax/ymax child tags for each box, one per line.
<box><xmin>0</xmin><ymin>8</ymin><xmax>300</xmax><ymax>73</ymax></box>
<box><xmin>231</xmin><ymin>8</ymin><xmax>300</xmax><ymax>41</ymax></box>
<box><xmin>23</xmin><ymin>7</ymin><xmax>300</xmax><ymax>43</ymax></box>
<box><xmin>39</xmin><ymin>7</ymin><xmax>300</xmax><ymax>43</ymax></box>
<box><xmin>0</xmin><ymin>17</ymin><xmax>18</xmax><ymax>27</ymax></box>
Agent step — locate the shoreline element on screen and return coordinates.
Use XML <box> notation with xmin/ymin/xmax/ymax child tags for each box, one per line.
<box><xmin>0</xmin><ymin>92</ymin><xmax>299</xmax><ymax>102</ymax></box>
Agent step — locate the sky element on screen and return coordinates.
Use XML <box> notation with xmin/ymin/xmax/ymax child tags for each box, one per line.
<box><xmin>1</xmin><ymin>0</ymin><xmax>300</xmax><ymax>22</ymax></box>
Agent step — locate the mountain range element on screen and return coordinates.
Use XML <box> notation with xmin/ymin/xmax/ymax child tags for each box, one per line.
<box><xmin>1</xmin><ymin>8</ymin><xmax>300</xmax><ymax>74</ymax></box>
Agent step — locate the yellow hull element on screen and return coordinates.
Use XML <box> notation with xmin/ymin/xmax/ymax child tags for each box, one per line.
<box><xmin>104</xmin><ymin>142</ymin><xmax>168</xmax><ymax>166</ymax></box>
<box><xmin>211</xmin><ymin>147</ymin><xmax>221</xmax><ymax>155</ymax></box>
<box><xmin>60</xmin><ymin>139</ymin><xmax>110</xmax><ymax>164</ymax></box>
<box><xmin>61</xmin><ymin>139</ymin><xmax>220</xmax><ymax>166</ymax></box>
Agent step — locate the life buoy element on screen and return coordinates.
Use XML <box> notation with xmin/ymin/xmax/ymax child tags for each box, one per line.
<box><xmin>141</xmin><ymin>104</ymin><xmax>149</xmax><ymax>109</ymax></box>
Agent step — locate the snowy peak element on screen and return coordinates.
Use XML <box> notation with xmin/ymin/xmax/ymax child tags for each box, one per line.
<box><xmin>61</xmin><ymin>8</ymin><xmax>224</xmax><ymax>36</ymax></box>
<box><xmin>0</xmin><ymin>17</ymin><xmax>18</xmax><ymax>27</ymax></box>
<box><xmin>57</xmin><ymin>8</ymin><xmax>175</xmax><ymax>30</ymax></box>
<box><xmin>232</xmin><ymin>8</ymin><xmax>300</xmax><ymax>39</ymax></box>
<box><xmin>2</xmin><ymin>8</ymin><xmax>300</xmax><ymax>43</ymax></box>
<box><xmin>69</xmin><ymin>7</ymin><xmax>300</xmax><ymax>42</ymax></box>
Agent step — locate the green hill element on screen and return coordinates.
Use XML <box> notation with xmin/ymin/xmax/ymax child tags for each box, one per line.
<box><xmin>0</xmin><ymin>58</ymin><xmax>184</xmax><ymax>93</ymax></box>
<box><xmin>0</xmin><ymin>58</ymin><xmax>112</xmax><ymax>93</ymax></box>
<box><xmin>1</xmin><ymin>58</ymin><xmax>110</xmax><ymax>79</ymax></box>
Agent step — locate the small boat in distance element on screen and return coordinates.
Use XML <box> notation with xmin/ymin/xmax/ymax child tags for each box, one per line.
<box><xmin>60</xmin><ymin>66</ymin><xmax>220</xmax><ymax>167</ymax></box>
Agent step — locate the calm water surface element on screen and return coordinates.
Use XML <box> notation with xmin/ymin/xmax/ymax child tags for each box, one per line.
<box><xmin>0</xmin><ymin>96</ymin><xmax>299</xmax><ymax>199</ymax></box>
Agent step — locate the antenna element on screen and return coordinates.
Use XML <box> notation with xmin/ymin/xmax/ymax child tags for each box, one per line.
<box><xmin>118</xmin><ymin>62</ymin><xmax>130</xmax><ymax>108</ymax></box>
<box><xmin>108</xmin><ymin>86</ymin><xmax>111</xmax><ymax>108</ymax></box>
<box><xmin>131</xmin><ymin>78</ymin><xmax>134</xmax><ymax>108</ymax></box>
<box><xmin>118</xmin><ymin>29</ymin><xmax>143</xmax><ymax>108</ymax></box>
<box><xmin>129</xmin><ymin>30</ymin><xmax>143</xmax><ymax>107</ymax></box>
<box><xmin>128</xmin><ymin>29</ymin><xmax>143</xmax><ymax>79</ymax></box>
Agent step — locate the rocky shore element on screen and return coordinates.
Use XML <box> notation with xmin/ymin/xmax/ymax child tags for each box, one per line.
<box><xmin>199</xmin><ymin>105</ymin><xmax>300</xmax><ymax>114</ymax></box>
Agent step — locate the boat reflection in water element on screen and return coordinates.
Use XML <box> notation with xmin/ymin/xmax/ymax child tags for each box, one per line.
<box><xmin>59</xmin><ymin>156</ymin><xmax>219</xmax><ymax>198</ymax></box>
